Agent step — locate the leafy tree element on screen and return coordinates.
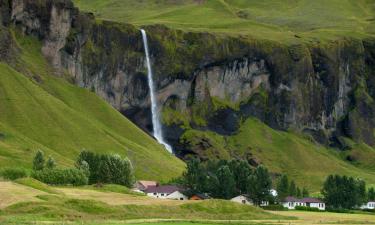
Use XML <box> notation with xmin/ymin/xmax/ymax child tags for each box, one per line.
<box><xmin>302</xmin><ymin>187</ymin><xmax>309</xmax><ymax>197</ymax></box>
<box><xmin>182</xmin><ymin>158</ymin><xmax>207</xmax><ymax>194</ymax></box>
<box><xmin>76</xmin><ymin>150</ymin><xmax>101</xmax><ymax>183</ymax></box>
<box><xmin>368</xmin><ymin>187</ymin><xmax>375</xmax><ymax>201</ymax></box>
<box><xmin>322</xmin><ymin>175</ymin><xmax>367</xmax><ymax>209</ymax></box>
<box><xmin>214</xmin><ymin>165</ymin><xmax>236</xmax><ymax>199</ymax></box>
<box><xmin>46</xmin><ymin>156</ymin><xmax>56</xmax><ymax>169</ymax></box>
<box><xmin>77</xmin><ymin>160</ymin><xmax>90</xmax><ymax>178</ymax></box>
<box><xmin>289</xmin><ymin>180</ymin><xmax>297</xmax><ymax>197</ymax></box>
<box><xmin>33</xmin><ymin>150</ymin><xmax>45</xmax><ymax>171</ymax></box>
<box><xmin>247</xmin><ymin>166</ymin><xmax>272</xmax><ymax>206</ymax></box>
<box><xmin>229</xmin><ymin>160</ymin><xmax>252</xmax><ymax>194</ymax></box>
<box><xmin>296</xmin><ymin>187</ymin><xmax>302</xmax><ymax>198</ymax></box>
<box><xmin>276</xmin><ymin>175</ymin><xmax>289</xmax><ymax>200</ymax></box>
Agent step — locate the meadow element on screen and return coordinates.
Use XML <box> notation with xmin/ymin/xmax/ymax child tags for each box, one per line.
<box><xmin>73</xmin><ymin>0</ymin><xmax>375</xmax><ymax>44</ymax></box>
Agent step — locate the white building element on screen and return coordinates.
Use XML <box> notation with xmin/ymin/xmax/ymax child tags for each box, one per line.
<box><xmin>166</xmin><ymin>191</ymin><xmax>188</xmax><ymax>200</ymax></box>
<box><xmin>144</xmin><ymin>185</ymin><xmax>187</xmax><ymax>200</ymax></box>
<box><xmin>231</xmin><ymin>195</ymin><xmax>253</xmax><ymax>205</ymax></box>
<box><xmin>361</xmin><ymin>200</ymin><xmax>375</xmax><ymax>210</ymax></box>
<box><xmin>281</xmin><ymin>197</ymin><xmax>325</xmax><ymax>210</ymax></box>
<box><xmin>231</xmin><ymin>195</ymin><xmax>269</xmax><ymax>206</ymax></box>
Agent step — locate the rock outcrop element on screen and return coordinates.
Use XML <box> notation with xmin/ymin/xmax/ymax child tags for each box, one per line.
<box><xmin>2</xmin><ymin>0</ymin><xmax>375</xmax><ymax>160</ymax></box>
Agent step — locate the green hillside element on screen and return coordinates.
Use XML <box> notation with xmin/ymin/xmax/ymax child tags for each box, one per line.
<box><xmin>0</xmin><ymin>30</ymin><xmax>185</xmax><ymax>181</ymax></box>
<box><xmin>73</xmin><ymin>0</ymin><xmax>375</xmax><ymax>43</ymax></box>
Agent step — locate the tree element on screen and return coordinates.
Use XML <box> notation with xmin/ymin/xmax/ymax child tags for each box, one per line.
<box><xmin>46</xmin><ymin>156</ymin><xmax>56</xmax><ymax>169</ymax></box>
<box><xmin>76</xmin><ymin>150</ymin><xmax>101</xmax><ymax>183</ymax></box>
<box><xmin>322</xmin><ymin>175</ymin><xmax>367</xmax><ymax>209</ymax></box>
<box><xmin>302</xmin><ymin>187</ymin><xmax>309</xmax><ymax>197</ymax></box>
<box><xmin>289</xmin><ymin>180</ymin><xmax>297</xmax><ymax>197</ymax></box>
<box><xmin>182</xmin><ymin>158</ymin><xmax>207</xmax><ymax>194</ymax></box>
<box><xmin>247</xmin><ymin>166</ymin><xmax>272</xmax><ymax>206</ymax></box>
<box><xmin>296</xmin><ymin>187</ymin><xmax>302</xmax><ymax>198</ymax></box>
<box><xmin>368</xmin><ymin>187</ymin><xmax>375</xmax><ymax>201</ymax></box>
<box><xmin>229</xmin><ymin>160</ymin><xmax>252</xmax><ymax>194</ymax></box>
<box><xmin>33</xmin><ymin>150</ymin><xmax>45</xmax><ymax>171</ymax></box>
<box><xmin>214</xmin><ymin>165</ymin><xmax>236</xmax><ymax>199</ymax></box>
<box><xmin>276</xmin><ymin>175</ymin><xmax>289</xmax><ymax>200</ymax></box>
<box><xmin>77</xmin><ymin>160</ymin><xmax>90</xmax><ymax>178</ymax></box>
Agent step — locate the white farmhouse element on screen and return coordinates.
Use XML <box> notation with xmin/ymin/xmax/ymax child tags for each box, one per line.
<box><xmin>231</xmin><ymin>195</ymin><xmax>253</xmax><ymax>205</ymax></box>
<box><xmin>144</xmin><ymin>185</ymin><xmax>187</xmax><ymax>200</ymax></box>
<box><xmin>230</xmin><ymin>195</ymin><xmax>269</xmax><ymax>206</ymax></box>
<box><xmin>281</xmin><ymin>197</ymin><xmax>325</xmax><ymax>210</ymax></box>
<box><xmin>361</xmin><ymin>200</ymin><xmax>375</xmax><ymax>210</ymax></box>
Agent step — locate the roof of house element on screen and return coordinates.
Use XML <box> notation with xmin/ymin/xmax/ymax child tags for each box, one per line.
<box><xmin>299</xmin><ymin>198</ymin><xmax>324</xmax><ymax>203</ymax></box>
<box><xmin>282</xmin><ymin>196</ymin><xmax>299</xmax><ymax>202</ymax></box>
<box><xmin>144</xmin><ymin>185</ymin><xmax>181</xmax><ymax>194</ymax></box>
<box><xmin>192</xmin><ymin>193</ymin><xmax>210</xmax><ymax>199</ymax></box>
<box><xmin>282</xmin><ymin>196</ymin><xmax>324</xmax><ymax>203</ymax></box>
<box><xmin>137</xmin><ymin>180</ymin><xmax>158</xmax><ymax>188</ymax></box>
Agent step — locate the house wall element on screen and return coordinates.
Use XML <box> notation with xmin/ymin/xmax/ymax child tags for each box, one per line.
<box><xmin>147</xmin><ymin>192</ymin><xmax>170</xmax><ymax>199</ymax></box>
<box><xmin>309</xmin><ymin>202</ymin><xmax>325</xmax><ymax>210</ymax></box>
<box><xmin>166</xmin><ymin>191</ymin><xmax>188</xmax><ymax>200</ymax></box>
<box><xmin>230</xmin><ymin>196</ymin><xmax>253</xmax><ymax>205</ymax></box>
<box><xmin>361</xmin><ymin>201</ymin><xmax>375</xmax><ymax>209</ymax></box>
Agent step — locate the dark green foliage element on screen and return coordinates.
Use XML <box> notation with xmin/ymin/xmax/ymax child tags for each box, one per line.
<box><xmin>76</xmin><ymin>151</ymin><xmax>135</xmax><ymax>187</ymax></box>
<box><xmin>368</xmin><ymin>187</ymin><xmax>375</xmax><ymax>200</ymax></box>
<box><xmin>0</xmin><ymin>167</ymin><xmax>27</xmax><ymax>180</ymax></box>
<box><xmin>302</xmin><ymin>187</ymin><xmax>309</xmax><ymax>197</ymax></box>
<box><xmin>295</xmin><ymin>206</ymin><xmax>320</xmax><ymax>212</ymax></box>
<box><xmin>247</xmin><ymin>166</ymin><xmax>272</xmax><ymax>206</ymax></box>
<box><xmin>32</xmin><ymin>168</ymin><xmax>88</xmax><ymax>186</ymax></box>
<box><xmin>33</xmin><ymin>150</ymin><xmax>45</xmax><ymax>171</ymax></box>
<box><xmin>289</xmin><ymin>181</ymin><xmax>297</xmax><ymax>197</ymax></box>
<box><xmin>322</xmin><ymin>175</ymin><xmax>368</xmax><ymax>209</ymax></box>
<box><xmin>296</xmin><ymin>187</ymin><xmax>302</xmax><ymax>198</ymax></box>
<box><xmin>46</xmin><ymin>156</ymin><xmax>56</xmax><ymax>169</ymax></box>
<box><xmin>214</xmin><ymin>165</ymin><xmax>236</xmax><ymax>199</ymax></box>
<box><xmin>181</xmin><ymin>159</ymin><xmax>255</xmax><ymax>199</ymax></box>
<box><xmin>276</xmin><ymin>175</ymin><xmax>289</xmax><ymax>200</ymax></box>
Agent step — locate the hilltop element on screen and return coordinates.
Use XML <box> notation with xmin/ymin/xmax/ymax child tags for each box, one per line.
<box><xmin>73</xmin><ymin>0</ymin><xmax>375</xmax><ymax>43</ymax></box>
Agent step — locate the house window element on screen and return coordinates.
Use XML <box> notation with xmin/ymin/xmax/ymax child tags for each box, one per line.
<box><xmin>161</xmin><ymin>193</ymin><xmax>164</xmax><ymax>196</ymax></box>
<box><xmin>180</xmin><ymin>198</ymin><xmax>183</xmax><ymax>200</ymax></box>
<box><xmin>242</xmin><ymin>200</ymin><xmax>246</xmax><ymax>204</ymax></box>
<box><xmin>153</xmin><ymin>193</ymin><xmax>157</xmax><ymax>195</ymax></box>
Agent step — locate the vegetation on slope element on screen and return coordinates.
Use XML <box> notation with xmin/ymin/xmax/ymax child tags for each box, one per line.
<box><xmin>0</xmin><ymin>30</ymin><xmax>185</xmax><ymax>181</ymax></box>
<box><xmin>73</xmin><ymin>0</ymin><xmax>375</xmax><ymax>43</ymax></box>
<box><xmin>181</xmin><ymin>118</ymin><xmax>375</xmax><ymax>191</ymax></box>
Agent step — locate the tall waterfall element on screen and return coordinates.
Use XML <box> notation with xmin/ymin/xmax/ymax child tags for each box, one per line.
<box><xmin>141</xmin><ymin>29</ymin><xmax>173</xmax><ymax>153</ymax></box>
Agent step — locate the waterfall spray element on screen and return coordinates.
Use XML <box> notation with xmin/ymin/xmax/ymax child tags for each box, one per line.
<box><xmin>141</xmin><ymin>29</ymin><xmax>173</xmax><ymax>153</ymax></box>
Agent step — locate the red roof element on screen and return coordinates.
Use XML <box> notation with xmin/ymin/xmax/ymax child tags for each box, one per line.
<box><xmin>282</xmin><ymin>196</ymin><xmax>299</xmax><ymax>202</ymax></box>
<box><xmin>144</xmin><ymin>185</ymin><xmax>182</xmax><ymax>194</ymax></box>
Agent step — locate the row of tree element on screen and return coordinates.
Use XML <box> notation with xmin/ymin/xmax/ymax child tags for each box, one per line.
<box><xmin>322</xmin><ymin>175</ymin><xmax>374</xmax><ymax>209</ymax></box>
<box><xmin>32</xmin><ymin>150</ymin><xmax>135</xmax><ymax>187</ymax></box>
<box><xmin>181</xmin><ymin>159</ymin><xmax>274</xmax><ymax>205</ymax></box>
<box><xmin>276</xmin><ymin>175</ymin><xmax>309</xmax><ymax>200</ymax></box>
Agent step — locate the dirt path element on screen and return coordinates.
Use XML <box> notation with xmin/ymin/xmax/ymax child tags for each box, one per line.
<box><xmin>0</xmin><ymin>181</ymin><xmax>45</xmax><ymax>208</ymax></box>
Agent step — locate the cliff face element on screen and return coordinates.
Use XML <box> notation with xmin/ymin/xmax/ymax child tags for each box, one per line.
<box><xmin>2</xmin><ymin>0</ymin><xmax>375</xmax><ymax>160</ymax></box>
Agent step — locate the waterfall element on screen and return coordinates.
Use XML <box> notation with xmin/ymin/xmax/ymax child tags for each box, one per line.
<box><xmin>140</xmin><ymin>29</ymin><xmax>173</xmax><ymax>153</ymax></box>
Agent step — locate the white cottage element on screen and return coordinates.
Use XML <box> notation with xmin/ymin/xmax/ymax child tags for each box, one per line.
<box><xmin>231</xmin><ymin>195</ymin><xmax>253</xmax><ymax>205</ymax></box>
<box><xmin>282</xmin><ymin>197</ymin><xmax>325</xmax><ymax>210</ymax></box>
<box><xmin>231</xmin><ymin>195</ymin><xmax>269</xmax><ymax>206</ymax></box>
<box><xmin>361</xmin><ymin>200</ymin><xmax>375</xmax><ymax>210</ymax></box>
<box><xmin>144</xmin><ymin>185</ymin><xmax>187</xmax><ymax>200</ymax></box>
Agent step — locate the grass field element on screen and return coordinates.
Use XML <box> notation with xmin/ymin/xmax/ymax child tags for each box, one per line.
<box><xmin>73</xmin><ymin>0</ymin><xmax>375</xmax><ymax>43</ymax></box>
<box><xmin>0</xmin><ymin>30</ymin><xmax>185</xmax><ymax>181</ymax></box>
<box><xmin>0</xmin><ymin>180</ymin><xmax>374</xmax><ymax>224</ymax></box>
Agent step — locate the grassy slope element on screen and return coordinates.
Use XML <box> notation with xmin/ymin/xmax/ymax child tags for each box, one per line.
<box><xmin>0</xmin><ymin>32</ymin><xmax>185</xmax><ymax>181</ymax></box>
<box><xmin>229</xmin><ymin>118</ymin><xmax>375</xmax><ymax>190</ymax></box>
<box><xmin>73</xmin><ymin>0</ymin><xmax>375</xmax><ymax>43</ymax></box>
<box><xmin>0</xmin><ymin>181</ymin><xmax>284</xmax><ymax>224</ymax></box>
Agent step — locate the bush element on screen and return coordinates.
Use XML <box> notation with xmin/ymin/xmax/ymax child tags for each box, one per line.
<box><xmin>326</xmin><ymin>207</ymin><xmax>353</xmax><ymax>214</ymax></box>
<box><xmin>362</xmin><ymin>208</ymin><xmax>375</xmax><ymax>213</ymax></box>
<box><xmin>32</xmin><ymin>168</ymin><xmax>88</xmax><ymax>186</ymax></box>
<box><xmin>0</xmin><ymin>167</ymin><xmax>28</xmax><ymax>180</ymax></box>
<box><xmin>295</xmin><ymin>206</ymin><xmax>320</xmax><ymax>212</ymax></box>
<box><xmin>261</xmin><ymin>204</ymin><xmax>287</xmax><ymax>211</ymax></box>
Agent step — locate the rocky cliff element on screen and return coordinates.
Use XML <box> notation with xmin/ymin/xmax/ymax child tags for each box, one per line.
<box><xmin>2</xmin><ymin>0</ymin><xmax>375</xmax><ymax>160</ymax></box>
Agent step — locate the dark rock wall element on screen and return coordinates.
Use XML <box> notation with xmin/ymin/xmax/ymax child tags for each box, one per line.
<box><xmin>1</xmin><ymin>0</ymin><xmax>375</xmax><ymax>159</ymax></box>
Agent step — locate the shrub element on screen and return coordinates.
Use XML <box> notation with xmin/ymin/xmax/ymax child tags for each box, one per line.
<box><xmin>0</xmin><ymin>167</ymin><xmax>28</xmax><ymax>180</ymax></box>
<box><xmin>32</xmin><ymin>168</ymin><xmax>88</xmax><ymax>186</ymax></box>
<box><xmin>261</xmin><ymin>204</ymin><xmax>287</xmax><ymax>211</ymax></box>
<box><xmin>362</xmin><ymin>208</ymin><xmax>375</xmax><ymax>213</ymax></box>
<box><xmin>295</xmin><ymin>206</ymin><xmax>320</xmax><ymax>212</ymax></box>
<box><xmin>33</xmin><ymin>150</ymin><xmax>45</xmax><ymax>171</ymax></box>
<box><xmin>326</xmin><ymin>207</ymin><xmax>353</xmax><ymax>214</ymax></box>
